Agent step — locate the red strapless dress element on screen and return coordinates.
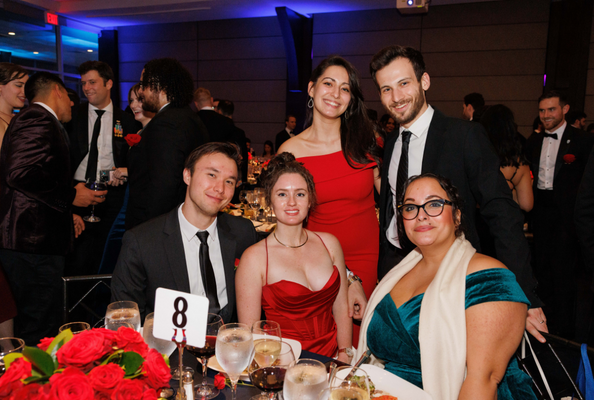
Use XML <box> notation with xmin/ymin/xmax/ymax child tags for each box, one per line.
<box><xmin>261</xmin><ymin>237</ymin><xmax>340</xmax><ymax>357</ymax></box>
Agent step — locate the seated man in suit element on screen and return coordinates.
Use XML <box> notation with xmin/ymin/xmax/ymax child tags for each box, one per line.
<box><xmin>111</xmin><ymin>142</ymin><xmax>259</xmax><ymax>323</ymax></box>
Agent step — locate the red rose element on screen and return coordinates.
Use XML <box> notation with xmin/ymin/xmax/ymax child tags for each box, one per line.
<box><xmin>49</xmin><ymin>367</ymin><xmax>94</xmax><ymax>400</ymax></box>
<box><xmin>57</xmin><ymin>330</ymin><xmax>113</xmax><ymax>370</ymax></box>
<box><xmin>115</xmin><ymin>327</ymin><xmax>148</xmax><ymax>357</ymax></box>
<box><xmin>564</xmin><ymin>154</ymin><xmax>576</xmax><ymax>164</ymax></box>
<box><xmin>214</xmin><ymin>373</ymin><xmax>226</xmax><ymax>389</ymax></box>
<box><xmin>142</xmin><ymin>349</ymin><xmax>171</xmax><ymax>390</ymax></box>
<box><xmin>0</xmin><ymin>357</ymin><xmax>31</xmax><ymax>398</ymax></box>
<box><xmin>125</xmin><ymin>134</ymin><xmax>142</xmax><ymax>147</ymax></box>
<box><xmin>9</xmin><ymin>383</ymin><xmax>54</xmax><ymax>400</ymax></box>
<box><xmin>38</xmin><ymin>336</ymin><xmax>55</xmax><ymax>351</ymax></box>
<box><xmin>142</xmin><ymin>388</ymin><xmax>158</xmax><ymax>400</ymax></box>
<box><xmin>234</xmin><ymin>258</ymin><xmax>240</xmax><ymax>268</ymax></box>
<box><xmin>87</xmin><ymin>363</ymin><xmax>125</xmax><ymax>394</ymax></box>
<box><xmin>111</xmin><ymin>379</ymin><xmax>146</xmax><ymax>400</ymax></box>
<box><xmin>93</xmin><ymin>391</ymin><xmax>111</xmax><ymax>400</ymax></box>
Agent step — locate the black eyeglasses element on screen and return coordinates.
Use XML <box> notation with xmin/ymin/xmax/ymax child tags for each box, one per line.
<box><xmin>397</xmin><ymin>199</ymin><xmax>453</xmax><ymax>220</ymax></box>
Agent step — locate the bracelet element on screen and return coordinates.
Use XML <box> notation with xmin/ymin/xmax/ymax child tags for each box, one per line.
<box><xmin>347</xmin><ymin>271</ymin><xmax>362</xmax><ymax>286</ymax></box>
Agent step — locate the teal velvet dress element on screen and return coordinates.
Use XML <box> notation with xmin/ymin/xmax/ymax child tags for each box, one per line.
<box><xmin>367</xmin><ymin>268</ymin><xmax>537</xmax><ymax>399</ymax></box>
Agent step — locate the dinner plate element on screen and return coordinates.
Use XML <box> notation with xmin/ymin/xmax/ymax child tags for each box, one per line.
<box><xmin>338</xmin><ymin>364</ymin><xmax>432</xmax><ymax>400</ymax></box>
<box><xmin>208</xmin><ymin>335</ymin><xmax>302</xmax><ymax>381</ymax></box>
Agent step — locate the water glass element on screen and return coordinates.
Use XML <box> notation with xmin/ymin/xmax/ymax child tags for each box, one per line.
<box><xmin>0</xmin><ymin>337</ymin><xmax>25</xmax><ymax>377</ymax></box>
<box><xmin>105</xmin><ymin>300</ymin><xmax>141</xmax><ymax>331</ymax></box>
<box><xmin>142</xmin><ymin>312</ymin><xmax>176</xmax><ymax>355</ymax></box>
<box><xmin>328</xmin><ymin>366</ymin><xmax>370</xmax><ymax>399</ymax></box>
<box><xmin>283</xmin><ymin>359</ymin><xmax>328</xmax><ymax>400</ymax></box>
<box><xmin>59</xmin><ymin>321</ymin><xmax>90</xmax><ymax>334</ymax></box>
<box><xmin>215</xmin><ymin>323</ymin><xmax>254</xmax><ymax>400</ymax></box>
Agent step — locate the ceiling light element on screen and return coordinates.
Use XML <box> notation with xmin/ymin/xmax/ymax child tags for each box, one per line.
<box><xmin>33</xmin><ymin>52</ymin><xmax>39</xmax><ymax>54</ymax></box>
<box><xmin>8</xmin><ymin>32</ymin><xmax>15</xmax><ymax>36</ymax></box>
<box><xmin>87</xmin><ymin>49</ymin><xmax>93</xmax><ymax>52</ymax></box>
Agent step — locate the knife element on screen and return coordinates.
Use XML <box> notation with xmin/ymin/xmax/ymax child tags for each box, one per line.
<box><xmin>342</xmin><ymin>349</ymin><xmax>372</xmax><ymax>382</ymax></box>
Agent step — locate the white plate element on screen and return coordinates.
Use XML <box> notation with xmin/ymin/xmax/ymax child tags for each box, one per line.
<box><xmin>208</xmin><ymin>335</ymin><xmax>302</xmax><ymax>381</ymax></box>
<box><xmin>350</xmin><ymin>364</ymin><xmax>433</xmax><ymax>400</ymax></box>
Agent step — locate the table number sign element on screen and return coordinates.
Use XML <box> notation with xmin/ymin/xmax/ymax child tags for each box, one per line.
<box><xmin>153</xmin><ymin>287</ymin><xmax>209</xmax><ymax>348</ymax></box>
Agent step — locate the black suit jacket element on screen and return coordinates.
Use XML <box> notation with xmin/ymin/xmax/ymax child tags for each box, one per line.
<box><xmin>67</xmin><ymin>102</ymin><xmax>140</xmax><ymax>175</ymax></box>
<box><xmin>526</xmin><ymin>124</ymin><xmax>594</xmax><ymax>224</ymax></box>
<box><xmin>379</xmin><ymin>108</ymin><xmax>540</xmax><ymax>305</ymax></box>
<box><xmin>275</xmin><ymin>129</ymin><xmax>291</xmax><ymax>152</ymax></box>
<box><xmin>111</xmin><ymin>209</ymin><xmax>259</xmax><ymax>323</ymax></box>
<box><xmin>126</xmin><ymin>105</ymin><xmax>208</xmax><ymax>229</ymax></box>
<box><xmin>0</xmin><ymin>104</ymin><xmax>76</xmax><ymax>255</ymax></box>
<box><xmin>575</xmin><ymin>146</ymin><xmax>594</xmax><ymax>270</ymax></box>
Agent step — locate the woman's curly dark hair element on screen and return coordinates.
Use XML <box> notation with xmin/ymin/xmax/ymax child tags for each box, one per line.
<box><xmin>142</xmin><ymin>58</ymin><xmax>194</xmax><ymax>107</ymax></box>
<box><xmin>261</xmin><ymin>152</ymin><xmax>317</xmax><ymax>212</ymax></box>
<box><xmin>396</xmin><ymin>173</ymin><xmax>466</xmax><ymax>240</ymax></box>
<box><xmin>304</xmin><ymin>55</ymin><xmax>381</xmax><ymax>169</ymax></box>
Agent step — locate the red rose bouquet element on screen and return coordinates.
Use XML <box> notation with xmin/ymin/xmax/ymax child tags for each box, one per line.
<box><xmin>0</xmin><ymin>327</ymin><xmax>171</xmax><ymax>400</ymax></box>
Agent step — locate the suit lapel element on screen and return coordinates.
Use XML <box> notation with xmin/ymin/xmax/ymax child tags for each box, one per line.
<box><xmin>381</xmin><ymin>132</ymin><xmax>398</xmax><ymax>229</ymax></box>
<box><xmin>421</xmin><ymin>109</ymin><xmax>447</xmax><ymax>174</ymax></box>
<box><xmin>554</xmin><ymin>124</ymin><xmax>574</xmax><ymax>181</ymax></box>
<box><xmin>77</xmin><ymin>103</ymin><xmax>90</xmax><ymax>158</ymax></box>
<box><xmin>163</xmin><ymin>210</ymin><xmax>191</xmax><ymax>293</ymax></box>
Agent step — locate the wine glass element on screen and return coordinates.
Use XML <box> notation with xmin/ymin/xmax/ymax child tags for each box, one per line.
<box><xmin>186</xmin><ymin>314</ymin><xmax>224</xmax><ymax>399</ymax></box>
<box><xmin>239</xmin><ymin>190</ymin><xmax>249</xmax><ymax>209</ymax></box>
<box><xmin>249</xmin><ymin>193</ymin><xmax>261</xmax><ymax>221</ymax></box>
<box><xmin>215</xmin><ymin>323</ymin><xmax>254</xmax><ymax>400</ymax></box>
<box><xmin>142</xmin><ymin>312</ymin><xmax>177</xmax><ymax>355</ymax></box>
<box><xmin>319</xmin><ymin>384</ymin><xmax>370</xmax><ymax>400</ymax></box>
<box><xmin>329</xmin><ymin>366</ymin><xmax>370</xmax><ymax>399</ymax></box>
<box><xmin>252</xmin><ymin>320</ymin><xmax>281</xmax><ymax>338</ymax></box>
<box><xmin>59</xmin><ymin>321</ymin><xmax>90</xmax><ymax>334</ymax></box>
<box><xmin>105</xmin><ymin>300</ymin><xmax>140</xmax><ymax>331</ymax></box>
<box><xmin>83</xmin><ymin>179</ymin><xmax>107</xmax><ymax>223</ymax></box>
<box><xmin>283</xmin><ymin>359</ymin><xmax>328</xmax><ymax>400</ymax></box>
<box><xmin>0</xmin><ymin>337</ymin><xmax>25</xmax><ymax>377</ymax></box>
<box><xmin>249</xmin><ymin>340</ymin><xmax>295</xmax><ymax>400</ymax></box>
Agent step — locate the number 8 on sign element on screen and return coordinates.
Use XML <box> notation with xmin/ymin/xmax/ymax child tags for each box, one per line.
<box><xmin>153</xmin><ymin>288</ymin><xmax>209</xmax><ymax>348</ymax></box>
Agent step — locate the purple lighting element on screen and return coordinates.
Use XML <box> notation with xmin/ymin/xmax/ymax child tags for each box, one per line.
<box><xmin>544</xmin><ymin>74</ymin><xmax>546</xmax><ymax>86</ymax></box>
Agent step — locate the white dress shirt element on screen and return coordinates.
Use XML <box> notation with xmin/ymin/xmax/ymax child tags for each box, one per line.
<box><xmin>285</xmin><ymin>127</ymin><xmax>295</xmax><ymax>137</ymax></box>
<box><xmin>537</xmin><ymin>121</ymin><xmax>566</xmax><ymax>190</ymax></box>
<box><xmin>33</xmin><ymin>102</ymin><xmax>59</xmax><ymax>121</ymax></box>
<box><xmin>386</xmin><ymin>105</ymin><xmax>434</xmax><ymax>247</ymax></box>
<box><xmin>74</xmin><ymin>101</ymin><xmax>115</xmax><ymax>181</ymax></box>
<box><xmin>178</xmin><ymin>205</ymin><xmax>228</xmax><ymax>310</ymax></box>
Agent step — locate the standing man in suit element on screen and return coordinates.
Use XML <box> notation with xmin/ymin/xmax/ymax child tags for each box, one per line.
<box><xmin>275</xmin><ymin>115</ymin><xmax>297</xmax><ymax>152</ymax></box>
<box><xmin>371</xmin><ymin>45</ymin><xmax>546</xmax><ymax>341</ymax></box>
<box><xmin>214</xmin><ymin>99</ymin><xmax>248</xmax><ymax>190</ymax></box>
<box><xmin>112</xmin><ymin>143</ymin><xmax>258</xmax><ymax>322</ymax></box>
<box><xmin>126</xmin><ymin>58</ymin><xmax>208</xmax><ymax>230</ymax></box>
<box><xmin>526</xmin><ymin>91</ymin><xmax>594</xmax><ymax>339</ymax></box>
<box><xmin>0</xmin><ymin>72</ymin><xmax>78</xmax><ymax>344</ymax></box>
<box><xmin>67</xmin><ymin>61</ymin><xmax>139</xmax><ymax>275</ymax></box>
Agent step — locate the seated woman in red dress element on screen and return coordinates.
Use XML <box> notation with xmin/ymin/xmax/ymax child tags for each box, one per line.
<box><xmin>236</xmin><ymin>153</ymin><xmax>352</xmax><ymax>364</ymax></box>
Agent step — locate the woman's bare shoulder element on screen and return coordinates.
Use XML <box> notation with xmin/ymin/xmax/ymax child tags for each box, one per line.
<box><xmin>466</xmin><ymin>252</ymin><xmax>507</xmax><ymax>275</ymax></box>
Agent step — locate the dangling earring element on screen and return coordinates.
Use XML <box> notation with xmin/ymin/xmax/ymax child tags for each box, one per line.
<box><xmin>307</xmin><ymin>97</ymin><xmax>314</xmax><ymax>109</ymax></box>
<box><xmin>344</xmin><ymin>109</ymin><xmax>350</xmax><ymax>120</ymax></box>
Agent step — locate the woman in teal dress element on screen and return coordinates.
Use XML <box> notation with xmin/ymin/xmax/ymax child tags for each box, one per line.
<box><xmin>355</xmin><ymin>173</ymin><xmax>536</xmax><ymax>400</ymax></box>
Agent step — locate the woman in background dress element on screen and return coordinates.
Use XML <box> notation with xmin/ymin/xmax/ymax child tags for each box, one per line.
<box><xmin>278</xmin><ymin>55</ymin><xmax>381</xmax><ymax>344</ymax></box>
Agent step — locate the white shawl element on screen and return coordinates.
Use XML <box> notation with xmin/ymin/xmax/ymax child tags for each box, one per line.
<box><xmin>355</xmin><ymin>236</ymin><xmax>476</xmax><ymax>400</ymax></box>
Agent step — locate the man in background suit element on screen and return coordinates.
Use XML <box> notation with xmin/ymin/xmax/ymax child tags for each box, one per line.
<box><xmin>67</xmin><ymin>61</ymin><xmax>139</xmax><ymax>275</ymax></box>
<box><xmin>216</xmin><ymin>99</ymin><xmax>248</xmax><ymax>187</ymax></box>
<box><xmin>526</xmin><ymin>91</ymin><xmax>594</xmax><ymax>339</ymax></box>
<box><xmin>0</xmin><ymin>72</ymin><xmax>79</xmax><ymax>344</ymax></box>
<box><xmin>112</xmin><ymin>143</ymin><xmax>258</xmax><ymax>322</ymax></box>
<box><xmin>370</xmin><ymin>45</ymin><xmax>545</xmax><ymax>341</ymax></box>
<box><xmin>275</xmin><ymin>115</ymin><xmax>297</xmax><ymax>152</ymax></box>
<box><xmin>126</xmin><ymin>58</ymin><xmax>208</xmax><ymax>230</ymax></box>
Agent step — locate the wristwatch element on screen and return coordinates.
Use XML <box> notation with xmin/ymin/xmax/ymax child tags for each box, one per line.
<box><xmin>347</xmin><ymin>270</ymin><xmax>363</xmax><ymax>286</ymax></box>
<box><xmin>337</xmin><ymin>347</ymin><xmax>354</xmax><ymax>359</ymax></box>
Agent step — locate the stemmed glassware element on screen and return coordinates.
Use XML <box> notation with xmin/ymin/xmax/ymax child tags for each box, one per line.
<box><xmin>0</xmin><ymin>337</ymin><xmax>25</xmax><ymax>377</ymax></box>
<box><xmin>105</xmin><ymin>300</ymin><xmax>140</xmax><ymax>331</ymax></box>
<box><xmin>283</xmin><ymin>359</ymin><xmax>328</xmax><ymax>400</ymax></box>
<box><xmin>215</xmin><ymin>323</ymin><xmax>254</xmax><ymax>400</ymax></box>
<box><xmin>248</xmin><ymin>340</ymin><xmax>295</xmax><ymax>400</ymax></box>
<box><xmin>322</xmin><ymin>367</ymin><xmax>371</xmax><ymax>400</ymax></box>
<box><xmin>248</xmin><ymin>192</ymin><xmax>261</xmax><ymax>221</ymax></box>
<box><xmin>186</xmin><ymin>314</ymin><xmax>224</xmax><ymax>399</ymax></box>
<box><xmin>142</xmin><ymin>312</ymin><xmax>177</xmax><ymax>355</ymax></box>
<box><xmin>59</xmin><ymin>322</ymin><xmax>90</xmax><ymax>334</ymax></box>
<box><xmin>83</xmin><ymin>179</ymin><xmax>107</xmax><ymax>223</ymax></box>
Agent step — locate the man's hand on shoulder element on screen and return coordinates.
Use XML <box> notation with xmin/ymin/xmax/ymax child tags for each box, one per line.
<box><xmin>73</xmin><ymin>182</ymin><xmax>107</xmax><ymax>207</ymax></box>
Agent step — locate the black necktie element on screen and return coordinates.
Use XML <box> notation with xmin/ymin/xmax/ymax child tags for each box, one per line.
<box><xmin>86</xmin><ymin>109</ymin><xmax>105</xmax><ymax>181</ymax></box>
<box><xmin>196</xmin><ymin>231</ymin><xmax>220</xmax><ymax>314</ymax></box>
<box><xmin>396</xmin><ymin>130</ymin><xmax>413</xmax><ymax>205</ymax></box>
<box><xmin>543</xmin><ymin>132</ymin><xmax>558</xmax><ymax>140</ymax></box>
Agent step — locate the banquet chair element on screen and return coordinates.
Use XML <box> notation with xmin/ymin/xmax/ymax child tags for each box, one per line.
<box><xmin>516</xmin><ymin>331</ymin><xmax>594</xmax><ymax>400</ymax></box>
<box><xmin>62</xmin><ymin>274</ymin><xmax>112</xmax><ymax>325</ymax></box>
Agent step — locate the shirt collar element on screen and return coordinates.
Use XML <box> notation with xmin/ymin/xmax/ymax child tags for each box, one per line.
<box><xmin>399</xmin><ymin>105</ymin><xmax>434</xmax><ymax>139</ymax></box>
<box><xmin>546</xmin><ymin>120</ymin><xmax>566</xmax><ymax>137</ymax></box>
<box><xmin>178</xmin><ymin>204</ymin><xmax>218</xmax><ymax>243</ymax></box>
<box><xmin>33</xmin><ymin>102</ymin><xmax>59</xmax><ymax>121</ymax></box>
<box><xmin>159</xmin><ymin>102</ymin><xmax>171</xmax><ymax>113</ymax></box>
<box><xmin>89</xmin><ymin>100</ymin><xmax>113</xmax><ymax>114</ymax></box>
<box><xmin>201</xmin><ymin>106</ymin><xmax>214</xmax><ymax>111</ymax></box>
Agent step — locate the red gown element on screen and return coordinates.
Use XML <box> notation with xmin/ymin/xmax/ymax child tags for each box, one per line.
<box><xmin>261</xmin><ymin>237</ymin><xmax>340</xmax><ymax>357</ymax></box>
<box><xmin>297</xmin><ymin>151</ymin><xmax>379</xmax><ymax>344</ymax></box>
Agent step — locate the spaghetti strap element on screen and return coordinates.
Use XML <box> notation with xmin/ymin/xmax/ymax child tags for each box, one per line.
<box><xmin>312</xmin><ymin>232</ymin><xmax>332</xmax><ymax>260</ymax></box>
<box><xmin>506</xmin><ymin>166</ymin><xmax>518</xmax><ymax>191</ymax></box>
<box><xmin>264</xmin><ymin>237</ymin><xmax>269</xmax><ymax>285</ymax></box>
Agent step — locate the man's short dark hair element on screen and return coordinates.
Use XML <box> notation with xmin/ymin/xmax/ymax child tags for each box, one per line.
<box><xmin>567</xmin><ymin>110</ymin><xmax>587</xmax><ymax>124</ymax></box>
<box><xmin>285</xmin><ymin>114</ymin><xmax>295</xmax><ymax>122</ymax></box>
<box><xmin>538</xmin><ymin>90</ymin><xmax>568</xmax><ymax>107</ymax></box>
<box><xmin>142</xmin><ymin>58</ymin><xmax>194</xmax><ymax>108</ymax></box>
<box><xmin>370</xmin><ymin>45</ymin><xmax>426</xmax><ymax>88</ymax></box>
<box><xmin>184</xmin><ymin>142</ymin><xmax>242</xmax><ymax>175</ymax></box>
<box><xmin>25</xmin><ymin>72</ymin><xmax>66</xmax><ymax>103</ymax></box>
<box><xmin>78</xmin><ymin>61</ymin><xmax>114</xmax><ymax>84</ymax></box>
<box><xmin>217</xmin><ymin>100</ymin><xmax>234</xmax><ymax>117</ymax></box>
<box><xmin>463</xmin><ymin>93</ymin><xmax>485</xmax><ymax>109</ymax></box>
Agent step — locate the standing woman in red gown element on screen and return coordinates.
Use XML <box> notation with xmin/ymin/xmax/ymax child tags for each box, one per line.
<box><xmin>278</xmin><ymin>56</ymin><xmax>381</xmax><ymax>344</ymax></box>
